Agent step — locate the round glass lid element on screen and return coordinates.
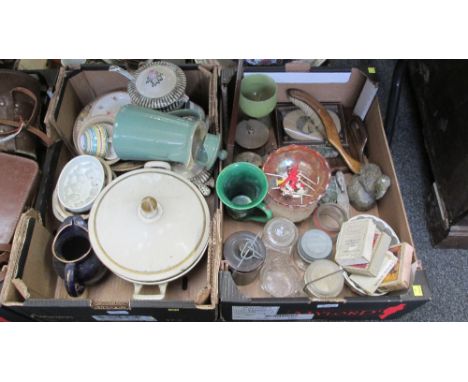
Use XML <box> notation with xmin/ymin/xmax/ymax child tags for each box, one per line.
<box><xmin>89</xmin><ymin>168</ymin><xmax>210</xmax><ymax>284</ymax></box>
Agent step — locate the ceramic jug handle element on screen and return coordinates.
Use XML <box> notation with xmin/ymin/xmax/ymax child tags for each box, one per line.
<box><xmin>144</xmin><ymin>161</ymin><xmax>172</xmax><ymax>171</ymax></box>
<box><xmin>245</xmin><ymin>202</ymin><xmax>273</xmax><ymax>224</ymax></box>
<box><xmin>64</xmin><ymin>263</ymin><xmax>85</xmax><ymax>298</ymax></box>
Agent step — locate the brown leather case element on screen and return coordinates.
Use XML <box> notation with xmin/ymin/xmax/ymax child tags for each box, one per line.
<box><xmin>0</xmin><ymin>70</ymin><xmax>42</xmax><ymax>159</ymax></box>
<box><xmin>0</xmin><ymin>152</ymin><xmax>39</xmax><ymax>254</ymax></box>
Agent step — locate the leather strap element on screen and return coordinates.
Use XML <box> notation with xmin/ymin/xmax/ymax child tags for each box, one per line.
<box><xmin>0</xmin><ymin>86</ymin><xmax>53</xmax><ymax>147</ymax></box>
<box><xmin>0</xmin><ymin>250</ymin><xmax>10</xmax><ymax>263</ymax></box>
<box><xmin>12</xmin><ymin>87</ymin><xmax>39</xmax><ymax>126</ymax></box>
<box><xmin>0</xmin><ymin>265</ymin><xmax>7</xmax><ymax>283</ymax></box>
<box><xmin>0</xmin><ymin>243</ymin><xmax>12</xmax><ymax>253</ymax></box>
<box><xmin>0</xmin><ymin>118</ymin><xmax>54</xmax><ymax>146</ymax></box>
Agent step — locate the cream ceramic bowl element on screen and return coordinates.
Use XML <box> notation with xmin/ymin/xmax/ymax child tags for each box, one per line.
<box><xmin>73</xmin><ymin>91</ymin><xmax>131</xmax><ymax>163</ymax></box>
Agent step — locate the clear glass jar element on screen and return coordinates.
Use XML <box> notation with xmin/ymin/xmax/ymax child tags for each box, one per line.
<box><xmin>260</xmin><ymin>253</ymin><xmax>301</xmax><ymax>297</ymax></box>
<box><xmin>262</xmin><ymin>217</ymin><xmax>299</xmax><ymax>255</ymax></box>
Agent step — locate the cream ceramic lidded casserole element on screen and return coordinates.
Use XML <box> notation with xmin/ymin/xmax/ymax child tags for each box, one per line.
<box><xmin>88</xmin><ymin>162</ymin><xmax>210</xmax><ymax>299</ymax></box>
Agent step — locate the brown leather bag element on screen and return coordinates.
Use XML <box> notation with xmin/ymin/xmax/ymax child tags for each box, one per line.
<box><xmin>0</xmin><ymin>70</ymin><xmax>53</xmax><ymax>158</ymax></box>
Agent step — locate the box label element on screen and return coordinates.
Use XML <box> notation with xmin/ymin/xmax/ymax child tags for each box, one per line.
<box><xmin>232</xmin><ymin>306</ymin><xmax>313</xmax><ymax>321</ymax></box>
<box><xmin>412</xmin><ymin>284</ymin><xmax>423</xmax><ymax>297</ymax></box>
<box><xmin>317</xmin><ymin>304</ymin><xmax>339</xmax><ymax>309</ymax></box>
<box><xmin>106</xmin><ymin>310</ymin><xmax>129</xmax><ymax>315</ymax></box>
<box><xmin>92</xmin><ymin>315</ymin><xmax>157</xmax><ymax>322</ymax></box>
<box><xmin>262</xmin><ymin>313</ymin><xmax>314</xmax><ymax>321</ymax></box>
<box><xmin>245</xmin><ymin>72</ymin><xmax>352</xmax><ymax>84</ymax></box>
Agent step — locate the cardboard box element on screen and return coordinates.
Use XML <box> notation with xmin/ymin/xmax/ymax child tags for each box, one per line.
<box><xmin>219</xmin><ymin>67</ymin><xmax>431</xmax><ymax>321</ymax></box>
<box><xmin>0</xmin><ymin>64</ymin><xmax>223</xmax><ymax>321</ymax></box>
<box><xmin>0</xmin><ymin>307</ymin><xmax>30</xmax><ymax>322</ymax></box>
<box><xmin>0</xmin><ymin>68</ymin><xmax>60</xmax><ymax>322</ymax></box>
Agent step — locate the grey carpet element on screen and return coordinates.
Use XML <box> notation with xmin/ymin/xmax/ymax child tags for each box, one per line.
<box><xmin>326</xmin><ymin>59</ymin><xmax>468</xmax><ymax>321</ymax></box>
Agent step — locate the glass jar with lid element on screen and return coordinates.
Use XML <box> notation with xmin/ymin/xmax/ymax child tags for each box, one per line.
<box><xmin>303</xmin><ymin>259</ymin><xmax>344</xmax><ymax>298</ymax></box>
<box><xmin>223</xmin><ymin>231</ymin><xmax>266</xmax><ymax>285</ymax></box>
<box><xmin>262</xmin><ymin>217</ymin><xmax>299</xmax><ymax>255</ymax></box>
<box><xmin>293</xmin><ymin>229</ymin><xmax>333</xmax><ymax>271</ymax></box>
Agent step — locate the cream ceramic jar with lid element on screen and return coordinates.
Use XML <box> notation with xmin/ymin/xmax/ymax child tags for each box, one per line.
<box><xmin>88</xmin><ymin>162</ymin><xmax>210</xmax><ymax>300</ymax></box>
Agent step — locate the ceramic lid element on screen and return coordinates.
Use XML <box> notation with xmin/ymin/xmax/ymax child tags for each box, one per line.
<box><xmin>128</xmin><ymin>61</ymin><xmax>186</xmax><ymax>110</ymax></box>
<box><xmin>234</xmin><ymin>151</ymin><xmax>263</xmax><ymax>167</ymax></box>
<box><xmin>235</xmin><ymin>119</ymin><xmax>270</xmax><ymax>149</ymax></box>
<box><xmin>88</xmin><ymin>167</ymin><xmax>210</xmax><ymax>284</ymax></box>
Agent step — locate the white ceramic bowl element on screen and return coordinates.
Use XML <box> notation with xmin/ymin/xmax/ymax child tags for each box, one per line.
<box><xmin>57</xmin><ymin>155</ymin><xmax>105</xmax><ymax>213</ymax></box>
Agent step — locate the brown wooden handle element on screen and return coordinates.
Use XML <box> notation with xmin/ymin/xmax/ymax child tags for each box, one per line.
<box><xmin>287</xmin><ymin>88</ymin><xmax>362</xmax><ymax>174</ymax></box>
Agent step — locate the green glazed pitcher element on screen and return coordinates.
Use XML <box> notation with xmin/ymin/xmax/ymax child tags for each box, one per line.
<box><xmin>216</xmin><ymin>162</ymin><xmax>272</xmax><ymax>223</ymax></box>
<box><xmin>113</xmin><ymin>104</ymin><xmax>206</xmax><ymax>168</ymax></box>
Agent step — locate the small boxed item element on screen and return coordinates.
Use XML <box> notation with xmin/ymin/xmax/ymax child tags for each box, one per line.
<box><xmin>348</xmin><ymin>251</ymin><xmax>398</xmax><ymax>295</ymax></box>
<box><xmin>335</xmin><ymin>219</ymin><xmax>376</xmax><ymax>266</ymax></box>
<box><xmin>379</xmin><ymin>242</ymin><xmax>414</xmax><ymax>292</ymax></box>
<box><xmin>342</xmin><ymin>231</ymin><xmax>392</xmax><ymax>276</ymax></box>
<box><xmin>218</xmin><ymin>65</ymin><xmax>431</xmax><ymax>321</ymax></box>
<box><xmin>1</xmin><ymin>63</ymin><xmax>223</xmax><ymax>321</ymax></box>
